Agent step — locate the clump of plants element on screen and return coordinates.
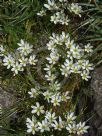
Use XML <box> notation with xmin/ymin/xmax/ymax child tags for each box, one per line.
<box><xmin>0</xmin><ymin>0</ymin><xmax>95</xmax><ymax>136</ymax></box>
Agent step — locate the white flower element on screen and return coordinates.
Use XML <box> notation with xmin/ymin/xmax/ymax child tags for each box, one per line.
<box><xmin>52</xmin><ymin>116</ymin><xmax>64</xmax><ymax>131</ymax></box>
<box><xmin>38</xmin><ymin>119</ymin><xmax>50</xmax><ymax>132</ymax></box>
<box><xmin>73</xmin><ymin>53</ymin><xmax>81</xmax><ymax>59</ymax></box>
<box><xmin>70</xmin><ymin>44</ymin><xmax>80</xmax><ymax>53</ymax></box>
<box><xmin>43</xmin><ymin>91</ymin><xmax>53</xmax><ymax>102</ymax></box>
<box><xmin>61</xmin><ymin>91</ymin><xmax>70</xmax><ymax>102</ymax></box>
<box><xmin>66</xmin><ymin>123</ymin><xmax>76</xmax><ymax>134</ymax></box>
<box><xmin>60</xmin><ymin>31</ymin><xmax>69</xmax><ymax>43</ymax></box>
<box><xmin>29</xmin><ymin>55</ymin><xmax>38</xmax><ymax>65</ymax></box>
<box><xmin>26</xmin><ymin>116</ymin><xmax>38</xmax><ymax>135</ymax></box>
<box><xmin>71</xmin><ymin>63</ymin><xmax>81</xmax><ymax>74</ymax></box>
<box><xmin>70</xmin><ymin>3</ymin><xmax>82</xmax><ymax>17</ymax></box>
<box><xmin>51</xmin><ymin>13</ymin><xmax>60</xmax><ymax>24</ymax></box>
<box><xmin>47</xmin><ymin>40</ymin><xmax>56</xmax><ymax>51</ymax></box>
<box><xmin>82</xmin><ymin>60</ymin><xmax>93</xmax><ymax>71</ymax></box>
<box><xmin>44</xmin><ymin>64</ymin><xmax>54</xmax><ymax>72</ymax></box>
<box><xmin>19</xmin><ymin>56</ymin><xmax>28</xmax><ymax>67</ymax></box>
<box><xmin>17</xmin><ymin>39</ymin><xmax>33</xmax><ymax>56</ymax></box>
<box><xmin>28</xmin><ymin>88</ymin><xmax>40</xmax><ymax>98</ymax></box>
<box><xmin>77</xmin><ymin>60</ymin><xmax>84</xmax><ymax>68</ymax></box>
<box><xmin>44</xmin><ymin>0</ymin><xmax>58</xmax><ymax>10</ymax></box>
<box><xmin>81</xmin><ymin>71</ymin><xmax>91</xmax><ymax>81</ymax></box>
<box><xmin>65</xmin><ymin>112</ymin><xmax>76</xmax><ymax>124</ymax></box>
<box><xmin>45</xmin><ymin>111</ymin><xmax>57</xmax><ymax>124</ymax></box>
<box><xmin>31</xmin><ymin>102</ymin><xmax>45</xmax><ymax>116</ymax></box>
<box><xmin>3</xmin><ymin>54</ymin><xmax>14</xmax><ymax>69</ymax></box>
<box><xmin>49</xmin><ymin>81</ymin><xmax>61</xmax><ymax>91</ymax></box>
<box><xmin>37</xmin><ymin>9</ymin><xmax>46</xmax><ymax>16</ymax></box>
<box><xmin>85</xmin><ymin>43</ymin><xmax>93</xmax><ymax>53</ymax></box>
<box><xmin>50</xmin><ymin>33</ymin><xmax>61</xmax><ymax>45</ymax></box>
<box><xmin>51</xmin><ymin>11</ymin><xmax>70</xmax><ymax>25</ymax></box>
<box><xmin>70</xmin><ymin>45</ymin><xmax>82</xmax><ymax>59</ymax></box>
<box><xmin>11</xmin><ymin>61</ymin><xmax>23</xmax><ymax>75</ymax></box>
<box><xmin>46</xmin><ymin>50</ymin><xmax>59</xmax><ymax>64</ymax></box>
<box><xmin>49</xmin><ymin>32</ymin><xmax>69</xmax><ymax>45</ymax></box>
<box><xmin>64</xmin><ymin>59</ymin><xmax>73</xmax><ymax>68</ymax></box>
<box><xmin>65</xmin><ymin>38</ymin><xmax>74</xmax><ymax>49</ymax></box>
<box><xmin>60</xmin><ymin>64</ymin><xmax>71</xmax><ymax>77</ymax></box>
<box><xmin>45</xmin><ymin>71</ymin><xmax>56</xmax><ymax>81</ymax></box>
<box><xmin>51</xmin><ymin>93</ymin><xmax>61</xmax><ymax>106</ymax></box>
<box><xmin>76</xmin><ymin>122</ymin><xmax>89</xmax><ymax>135</ymax></box>
<box><xmin>59</xmin><ymin>14</ymin><xmax>70</xmax><ymax>26</ymax></box>
<box><xmin>61</xmin><ymin>59</ymin><xmax>74</xmax><ymax>77</ymax></box>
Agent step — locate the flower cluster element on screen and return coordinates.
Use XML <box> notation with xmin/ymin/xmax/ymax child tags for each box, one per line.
<box><xmin>26</xmin><ymin>9</ymin><xmax>93</xmax><ymax>134</ymax></box>
<box><xmin>37</xmin><ymin>0</ymin><xmax>82</xmax><ymax>25</ymax></box>
<box><xmin>28</xmin><ymin>87</ymin><xmax>70</xmax><ymax>106</ymax></box>
<box><xmin>0</xmin><ymin>34</ymin><xmax>92</xmax><ymax>136</ymax></box>
<box><xmin>26</xmin><ymin>87</ymin><xmax>89</xmax><ymax>135</ymax></box>
<box><xmin>0</xmin><ymin>2</ymin><xmax>93</xmax><ymax>135</ymax></box>
<box><xmin>45</xmin><ymin>32</ymin><xmax>93</xmax><ymax>81</ymax></box>
<box><xmin>27</xmin><ymin>34</ymin><xmax>92</xmax><ymax>134</ymax></box>
<box><xmin>0</xmin><ymin>40</ymin><xmax>37</xmax><ymax>75</ymax></box>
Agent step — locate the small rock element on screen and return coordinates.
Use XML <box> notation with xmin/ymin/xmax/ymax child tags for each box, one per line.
<box><xmin>0</xmin><ymin>87</ymin><xmax>16</xmax><ymax>108</ymax></box>
<box><xmin>90</xmin><ymin>66</ymin><xmax>102</xmax><ymax>136</ymax></box>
